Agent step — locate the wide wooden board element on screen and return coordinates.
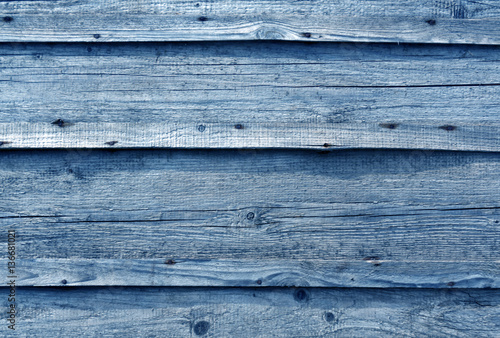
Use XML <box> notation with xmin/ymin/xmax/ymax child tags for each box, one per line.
<box><xmin>1</xmin><ymin>149</ymin><xmax>499</xmax><ymax>287</ymax></box>
<box><xmin>1</xmin><ymin>42</ymin><xmax>500</xmax><ymax>151</ymax></box>
<box><xmin>1</xmin><ymin>287</ymin><xmax>499</xmax><ymax>336</ymax></box>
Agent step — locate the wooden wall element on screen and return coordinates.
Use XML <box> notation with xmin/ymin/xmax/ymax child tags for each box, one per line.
<box><xmin>1</xmin><ymin>1</ymin><xmax>499</xmax><ymax>336</ymax></box>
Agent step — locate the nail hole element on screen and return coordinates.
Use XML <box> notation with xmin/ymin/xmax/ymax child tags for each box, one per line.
<box><xmin>447</xmin><ymin>281</ymin><xmax>455</xmax><ymax>286</ymax></box>
<box><xmin>379</xmin><ymin>123</ymin><xmax>399</xmax><ymax>129</ymax></box>
<box><xmin>323</xmin><ymin>143</ymin><xmax>330</xmax><ymax>148</ymax></box>
<box><xmin>301</xmin><ymin>32</ymin><xmax>312</xmax><ymax>38</ymax></box>
<box><xmin>193</xmin><ymin>321</ymin><xmax>210</xmax><ymax>336</ymax></box>
<box><xmin>105</xmin><ymin>141</ymin><xmax>118</xmax><ymax>146</ymax></box>
<box><xmin>198</xmin><ymin>16</ymin><xmax>208</xmax><ymax>22</ymax></box>
<box><xmin>51</xmin><ymin>119</ymin><xmax>65</xmax><ymax>127</ymax></box>
<box><xmin>165</xmin><ymin>259</ymin><xmax>176</xmax><ymax>265</ymax></box>
<box><xmin>246</xmin><ymin>212</ymin><xmax>255</xmax><ymax>220</ymax></box>
<box><xmin>93</xmin><ymin>34</ymin><xmax>101</xmax><ymax>39</ymax></box>
<box><xmin>61</xmin><ymin>279</ymin><xmax>67</xmax><ymax>285</ymax></box>
<box><xmin>256</xmin><ymin>279</ymin><xmax>262</xmax><ymax>285</ymax></box>
<box><xmin>426</xmin><ymin>19</ymin><xmax>437</xmax><ymax>25</ymax></box>
<box><xmin>324</xmin><ymin>312</ymin><xmax>335</xmax><ymax>322</ymax></box>
<box><xmin>197</xmin><ymin>125</ymin><xmax>206</xmax><ymax>132</ymax></box>
<box><xmin>439</xmin><ymin>125</ymin><xmax>456</xmax><ymax>131</ymax></box>
<box><xmin>234</xmin><ymin>124</ymin><xmax>244</xmax><ymax>130</ymax></box>
<box><xmin>3</xmin><ymin>16</ymin><xmax>13</xmax><ymax>22</ymax></box>
<box><xmin>293</xmin><ymin>288</ymin><xmax>309</xmax><ymax>302</ymax></box>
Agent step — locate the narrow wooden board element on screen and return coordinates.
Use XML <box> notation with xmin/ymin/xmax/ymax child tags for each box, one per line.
<box><xmin>3</xmin><ymin>259</ymin><xmax>498</xmax><ymax>288</ymax></box>
<box><xmin>1</xmin><ymin>149</ymin><xmax>499</xmax><ymax>287</ymax></box>
<box><xmin>1</xmin><ymin>0</ymin><xmax>500</xmax><ymax>43</ymax></box>
<box><xmin>0</xmin><ymin>122</ymin><xmax>498</xmax><ymax>151</ymax></box>
<box><xmin>2</xmin><ymin>42</ymin><xmax>500</xmax><ymax>150</ymax></box>
<box><xmin>1</xmin><ymin>287</ymin><xmax>499</xmax><ymax>336</ymax></box>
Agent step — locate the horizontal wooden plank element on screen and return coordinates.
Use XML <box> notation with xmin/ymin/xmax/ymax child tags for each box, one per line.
<box><xmin>1</xmin><ymin>149</ymin><xmax>499</xmax><ymax>287</ymax></box>
<box><xmin>2</xmin><ymin>42</ymin><xmax>500</xmax><ymax>150</ymax></box>
<box><xmin>0</xmin><ymin>122</ymin><xmax>499</xmax><ymax>151</ymax></box>
<box><xmin>1</xmin><ymin>1</ymin><xmax>500</xmax><ymax>43</ymax></box>
<box><xmin>3</xmin><ymin>259</ymin><xmax>499</xmax><ymax>288</ymax></box>
<box><xmin>1</xmin><ymin>287</ymin><xmax>499</xmax><ymax>336</ymax></box>
<box><xmin>3</xmin><ymin>42</ymin><xmax>500</xmax><ymax>124</ymax></box>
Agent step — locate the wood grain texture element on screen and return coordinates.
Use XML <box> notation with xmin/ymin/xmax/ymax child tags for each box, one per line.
<box><xmin>1</xmin><ymin>122</ymin><xmax>499</xmax><ymax>151</ymax></box>
<box><xmin>1</xmin><ymin>287</ymin><xmax>499</xmax><ymax>336</ymax></box>
<box><xmin>1</xmin><ymin>149</ymin><xmax>499</xmax><ymax>287</ymax></box>
<box><xmin>1</xmin><ymin>0</ymin><xmax>500</xmax><ymax>43</ymax></box>
<box><xmin>3</xmin><ymin>259</ymin><xmax>498</xmax><ymax>288</ymax></box>
<box><xmin>2</xmin><ymin>42</ymin><xmax>500</xmax><ymax>150</ymax></box>
<box><xmin>2</xmin><ymin>41</ymin><xmax>500</xmax><ymax>123</ymax></box>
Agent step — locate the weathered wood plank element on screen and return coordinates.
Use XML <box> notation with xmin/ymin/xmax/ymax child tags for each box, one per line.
<box><xmin>2</xmin><ymin>42</ymin><xmax>500</xmax><ymax>124</ymax></box>
<box><xmin>3</xmin><ymin>259</ymin><xmax>498</xmax><ymax>288</ymax></box>
<box><xmin>1</xmin><ymin>287</ymin><xmax>499</xmax><ymax>336</ymax></box>
<box><xmin>1</xmin><ymin>122</ymin><xmax>499</xmax><ymax>151</ymax></box>
<box><xmin>1</xmin><ymin>0</ymin><xmax>500</xmax><ymax>43</ymax></box>
<box><xmin>1</xmin><ymin>149</ymin><xmax>499</xmax><ymax>287</ymax></box>
<box><xmin>2</xmin><ymin>42</ymin><xmax>500</xmax><ymax>150</ymax></box>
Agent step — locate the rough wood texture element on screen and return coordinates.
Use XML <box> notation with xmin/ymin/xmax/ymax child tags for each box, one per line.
<box><xmin>1</xmin><ymin>122</ymin><xmax>499</xmax><ymax>151</ymax></box>
<box><xmin>2</xmin><ymin>42</ymin><xmax>500</xmax><ymax>150</ymax></box>
<box><xmin>4</xmin><ymin>259</ymin><xmax>498</xmax><ymax>288</ymax></box>
<box><xmin>2</xmin><ymin>149</ymin><xmax>499</xmax><ymax>287</ymax></box>
<box><xmin>1</xmin><ymin>0</ymin><xmax>500</xmax><ymax>44</ymax></box>
<box><xmin>1</xmin><ymin>287</ymin><xmax>499</xmax><ymax>336</ymax></box>
<box><xmin>2</xmin><ymin>42</ymin><xmax>500</xmax><ymax>123</ymax></box>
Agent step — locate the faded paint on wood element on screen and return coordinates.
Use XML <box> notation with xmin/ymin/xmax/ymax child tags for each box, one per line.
<box><xmin>1</xmin><ymin>0</ymin><xmax>500</xmax><ymax>44</ymax></box>
<box><xmin>0</xmin><ymin>287</ymin><xmax>498</xmax><ymax>336</ymax></box>
<box><xmin>1</xmin><ymin>149</ymin><xmax>499</xmax><ymax>287</ymax></box>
